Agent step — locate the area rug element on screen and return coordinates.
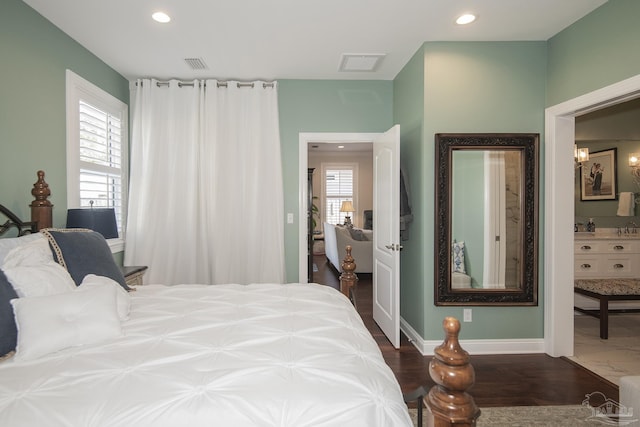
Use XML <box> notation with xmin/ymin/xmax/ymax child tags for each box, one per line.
<box><xmin>409</xmin><ymin>405</ymin><xmax>605</xmax><ymax>426</ymax></box>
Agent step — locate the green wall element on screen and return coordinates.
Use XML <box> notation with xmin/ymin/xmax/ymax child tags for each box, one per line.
<box><xmin>0</xmin><ymin>0</ymin><xmax>129</xmax><ymax>226</ymax></box>
<box><xmin>452</xmin><ymin>151</ymin><xmax>485</xmax><ymax>287</ymax></box>
<box><xmin>547</xmin><ymin>0</ymin><xmax>640</xmax><ymax>107</ymax></box>
<box><xmin>394</xmin><ymin>42</ymin><xmax>547</xmax><ymax>340</ymax></box>
<box><xmin>393</xmin><ymin>47</ymin><xmax>426</xmax><ymax>335</ymax></box>
<box><xmin>278</xmin><ymin>80</ymin><xmax>394</xmax><ymax>282</ymax></box>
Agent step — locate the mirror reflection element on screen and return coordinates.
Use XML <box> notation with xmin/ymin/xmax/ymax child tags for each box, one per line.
<box><xmin>451</xmin><ymin>150</ymin><xmax>522</xmax><ymax>289</ymax></box>
<box><xmin>435</xmin><ymin>133</ymin><xmax>539</xmax><ymax>306</ymax></box>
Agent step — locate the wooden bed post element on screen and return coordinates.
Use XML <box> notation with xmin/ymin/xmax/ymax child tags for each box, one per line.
<box><xmin>30</xmin><ymin>170</ymin><xmax>53</xmax><ymax>230</ymax></box>
<box><xmin>425</xmin><ymin>317</ymin><xmax>480</xmax><ymax>427</ymax></box>
<box><xmin>339</xmin><ymin>245</ymin><xmax>358</xmax><ymax>304</ymax></box>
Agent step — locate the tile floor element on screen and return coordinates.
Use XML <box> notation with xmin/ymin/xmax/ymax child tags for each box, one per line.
<box><xmin>569</xmin><ymin>313</ymin><xmax>640</xmax><ymax>385</ymax></box>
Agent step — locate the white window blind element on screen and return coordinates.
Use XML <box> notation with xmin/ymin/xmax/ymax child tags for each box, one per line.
<box><xmin>79</xmin><ymin>101</ymin><xmax>123</xmax><ymax>218</ymax></box>
<box><xmin>324</xmin><ymin>168</ymin><xmax>354</xmax><ymax>225</ymax></box>
<box><xmin>66</xmin><ymin>70</ymin><xmax>128</xmax><ymax>239</ymax></box>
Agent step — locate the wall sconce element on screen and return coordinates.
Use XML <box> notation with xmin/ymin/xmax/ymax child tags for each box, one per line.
<box><xmin>340</xmin><ymin>200</ymin><xmax>354</xmax><ymax>227</ymax></box>
<box><xmin>574</xmin><ymin>144</ymin><xmax>589</xmax><ymax>168</ymax></box>
<box><xmin>629</xmin><ymin>152</ymin><xmax>640</xmax><ymax>186</ymax></box>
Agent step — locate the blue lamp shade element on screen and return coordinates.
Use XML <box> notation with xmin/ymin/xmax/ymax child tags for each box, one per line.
<box><xmin>66</xmin><ymin>208</ymin><xmax>118</xmax><ymax>239</ymax></box>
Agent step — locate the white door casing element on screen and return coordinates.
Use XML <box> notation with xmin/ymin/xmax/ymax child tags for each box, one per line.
<box><xmin>545</xmin><ymin>74</ymin><xmax>640</xmax><ymax>357</ymax></box>
<box><xmin>372</xmin><ymin>125</ymin><xmax>401</xmax><ymax>348</ymax></box>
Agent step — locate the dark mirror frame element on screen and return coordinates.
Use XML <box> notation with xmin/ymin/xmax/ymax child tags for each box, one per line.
<box><xmin>434</xmin><ymin>133</ymin><xmax>539</xmax><ymax>306</ymax></box>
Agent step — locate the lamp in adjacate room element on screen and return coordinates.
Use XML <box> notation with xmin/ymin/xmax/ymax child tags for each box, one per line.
<box><xmin>66</xmin><ymin>202</ymin><xmax>118</xmax><ymax>239</ymax></box>
<box><xmin>574</xmin><ymin>144</ymin><xmax>589</xmax><ymax>169</ymax></box>
<box><xmin>340</xmin><ymin>200</ymin><xmax>354</xmax><ymax>227</ymax></box>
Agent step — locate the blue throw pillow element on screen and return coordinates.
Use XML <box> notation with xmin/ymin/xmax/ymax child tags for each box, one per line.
<box><xmin>41</xmin><ymin>229</ymin><xmax>131</xmax><ymax>291</ymax></box>
<box><xmin>0</xmin><ymin>269</ymin><xmax>19</xmax><ymax>357</ymax></box>
<box><xmin>452</xmin><ymin>241</ymin><xmax>466</xmax><ymax>274</ymax></box>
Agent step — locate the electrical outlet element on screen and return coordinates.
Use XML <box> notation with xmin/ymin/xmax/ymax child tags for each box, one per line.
<box><xmin>463</xmin><ymin>309</ymin><xmax>472</xmax><ymax>322</ymax></box>
<box><xmin>287</xmin><ymin>213</ymin><xmax>294</xmax><ymax>224</ymax></box>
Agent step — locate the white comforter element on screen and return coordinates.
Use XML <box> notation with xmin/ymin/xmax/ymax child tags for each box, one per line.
<box><xmin>0</xmin><ymin>283</ymin><xmax>412</xmax><ymax>427</ymax></box>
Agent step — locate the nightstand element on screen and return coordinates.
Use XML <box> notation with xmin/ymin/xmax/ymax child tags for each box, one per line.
<box><xmin>120</xmin><ymin>265</ymin><xmax>148</xmax><ymax>287</ymax></box>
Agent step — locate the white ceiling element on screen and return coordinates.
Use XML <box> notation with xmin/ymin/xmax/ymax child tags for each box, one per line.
<box><xmin>22</xmin><ymin>0</ymin><xmax>607</xmax><ymax>81</ymax></box>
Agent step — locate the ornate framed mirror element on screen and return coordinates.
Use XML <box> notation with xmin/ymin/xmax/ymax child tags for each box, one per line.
<box><xmin>434</xmin><ymin>133</ymin><xmax>539</xmax><ymax>305</ymax></box>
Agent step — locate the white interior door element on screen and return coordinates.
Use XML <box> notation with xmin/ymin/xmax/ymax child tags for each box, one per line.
<box><xmin>372</xmin><ymin>125</ymin><xmax>401</xmax><ymax>348</ymax></box>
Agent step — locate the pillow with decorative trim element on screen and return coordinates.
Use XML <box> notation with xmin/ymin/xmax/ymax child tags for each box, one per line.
<box><xmin>452</xmin><ymin>241</ymin><xmax>466</xmax><ymax>274</ymax></box>
<box><xmin>0</xmin><ymin>270</ymin><xmax>19</xmax><ymax>357</ymax></box>
<box><xmin>41</xmin><ymin>229</ymin><xmax>130</xmax><ymax>291</ymax></box>
<box><xmin>10</xmin><ymin>284</ymin><xmax>122</xmax><ymax>361</ymax></box>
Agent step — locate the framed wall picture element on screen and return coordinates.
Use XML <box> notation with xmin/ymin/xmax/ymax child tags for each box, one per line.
<box><xmin>580</xmin><ymin>148</ymin><xmax>618</xmax><ymax>201</ymax></box>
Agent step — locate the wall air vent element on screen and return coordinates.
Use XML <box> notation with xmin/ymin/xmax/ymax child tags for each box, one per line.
<box><xmin>184</xmin><ymin>58</ymin><xmax>208</xmax><ymax>70</ymax></box>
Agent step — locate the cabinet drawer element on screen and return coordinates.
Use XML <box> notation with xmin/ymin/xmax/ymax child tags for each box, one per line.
<box><xmin>602</xmin><ymin>256</ymin><xmax>635</xmax><ymax>276</ymax></box>
<box><xmin>604</xmin><ymin>240</ymin><xmax>640</xmax><ymax>253</ymax></box>
<box><xmin>574</xmin><ymin>241</ymin><xmax>606</xmax><ymax>253</ymax></box>
<box><xmin>574</xmin><ymin>256</ymin><xmax>602</xmax><ymax>278</ymax></box>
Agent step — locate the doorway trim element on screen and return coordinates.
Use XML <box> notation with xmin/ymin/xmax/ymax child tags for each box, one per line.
<box><xmin>544</xmin><ymin>74</ymin><xmax>640</xmax><ymax>357</ymax></box>
<box><xmin>298</xmin><ymin>132</ymin><xmax>379</xmax><ymax>283</ymax></box>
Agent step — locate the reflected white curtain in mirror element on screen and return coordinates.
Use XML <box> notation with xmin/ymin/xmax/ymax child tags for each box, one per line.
<box><xmin>125</xmin><ymin>79</ymin><xmax>285</xmax><ymax>285</ymax></box>
<box><xmin>482</xmin><ymin>151</ymin><xmax>506</xmax><ymax>289</ymax></box>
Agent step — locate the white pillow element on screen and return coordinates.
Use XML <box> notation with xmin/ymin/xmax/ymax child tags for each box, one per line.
<box><xmin>3</xmin><ymin>262</ymin><xmax>76</xmax><ymax>298</ymax></box>
<box><xmin>79</xmin><ymin>274</ymin><xmax>131</xmax><ymax>320</ymax></box>
<box><xmin>0</xmin><ymin>233</ymin><xmax>44</xmax><ymax>266</ymax></box>
<box><xmin>2</xmin><ymin>237</ymin><xmax>53</xmax><ymax>269</ymax></box>
<box><xmin>10</xmin><ymin>284</ymin><xmax>122</xmax><ymax>361</ymax></box>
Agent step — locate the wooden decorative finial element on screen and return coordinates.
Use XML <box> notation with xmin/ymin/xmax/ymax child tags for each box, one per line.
<box><xmin>30</xmin><ymin>170</ymin><xmax>52</xmax><ymax>207</ymax></box>
<box><xmin>425</xmin><ymin>317</ymin><xmax>480</xmax><ymax>426</ymax></box>
<box><xmin>30</xmin><ymin>170</ymin><xmax>53</xmax><ymax>229</ymax></box>
<box><xmin>339</xmin><ymin>245</ymin><xmax>358</xmax><ymax>303</ymax></box>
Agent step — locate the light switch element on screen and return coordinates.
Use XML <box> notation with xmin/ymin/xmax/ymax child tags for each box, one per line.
<box><xmin>463</xmin><ymin>309</ymin><xmax>472</xmax><ymax>322</ymax></box>
<box><xmin>287</xmin><ymin>213</ymin><xmax>294</xmax><ymax>224</ymax></box>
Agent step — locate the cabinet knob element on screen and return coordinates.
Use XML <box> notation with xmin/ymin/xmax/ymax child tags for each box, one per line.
<box><xmin>581</xmin><ymin>263</ymin><xmax>591</xmax><ymax>269</ymax></box>
<box><xmin>614</xmin><ymin>263</ymin><xmax>624</xmax><ymax>269</ymax></box>
<box><xmin>614</xmin><ymin>245</ymin><xmax>625</xmax><ymax>250</ymax></box>
<box><xmin>581</xmin><ymin>245</ymin><xmax>592</xmax><ymax>250</ymax></box>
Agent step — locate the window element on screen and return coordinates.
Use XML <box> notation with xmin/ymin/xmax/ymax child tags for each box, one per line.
<box><xmin>66</xmin><ymin>70</ymin><xmax>128</xmax><ymax>247</ymax></box>
<box><xmin>323</xmin><ymin>165</ymin><xmax>357</xmax><ymax>225</ymax></box>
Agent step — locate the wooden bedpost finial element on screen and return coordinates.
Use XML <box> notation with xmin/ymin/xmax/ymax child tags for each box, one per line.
<box><xmin>30</xmin><ymin>170</ymin><xmax>53</xmax><ymax>229</ymax></box>
<box><xmin>425</xmin><ymin>316</ymin><xmax>480</xmax><ymax>426</ymax></box>
<box><xmin>30</xmin><ymin>170</ymin><xmax>52</xmax><ymax>207</ymax></box>
<box><xmin>339</xmin><ymin>245</ymin><xmax>358</xmax><ymax>300</ymax></box>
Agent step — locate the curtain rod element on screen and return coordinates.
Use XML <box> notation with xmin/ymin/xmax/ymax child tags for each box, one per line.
<box><xmin>135</xmin><ymin>80</ymin><xmax>275</xmax><ymax>88</ymax></box>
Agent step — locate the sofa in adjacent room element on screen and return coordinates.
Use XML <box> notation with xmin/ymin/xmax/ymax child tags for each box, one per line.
<box><xmin>323</xmin><ymin>222</ymin><xmax>373</xmax><ymax>274</ymax></box>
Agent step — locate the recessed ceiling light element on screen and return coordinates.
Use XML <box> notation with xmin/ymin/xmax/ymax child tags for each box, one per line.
<box><xmin>456</xmin><ymin>14</ymin><xmax>476</xmax><ymax>25</ymax></box>
<box><xmin>152</xmin><ymin>12</ymin><xmax>171</xmax><ymax>23</ymax></box>
<box><xmin>338</xmin><ymin>145</ymin><xmax>345</xmax><ymax>149</ymax></box>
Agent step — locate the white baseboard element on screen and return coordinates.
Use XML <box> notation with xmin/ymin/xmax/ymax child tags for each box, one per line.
<box><xmin>400</xmin><ymin>317</ymin><xmax>545</xmax><ymax>356</ymax></box>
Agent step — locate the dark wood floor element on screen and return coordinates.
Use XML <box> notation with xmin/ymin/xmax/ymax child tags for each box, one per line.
<box><xmin>312</xmin><ymin>254</ymin><xmax>619</xmax><ymax>407</ymax></box>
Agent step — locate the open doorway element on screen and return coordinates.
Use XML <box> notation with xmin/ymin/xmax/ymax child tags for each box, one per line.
<box><xmin>308</xmin><ymin>142</ymin><xmax>373</xmax><ymax>285</ymax></box>
<box><xmin>544</xmin><ymin>74</ymin><xmax>640</xmax><ymax>357</ymax></box>
<box><xmin>298</xmin><ymin>133</ymin><xmax>378</xmax><ymax>283</ymax></box>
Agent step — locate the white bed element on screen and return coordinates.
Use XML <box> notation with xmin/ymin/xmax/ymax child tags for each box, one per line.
<box><xmin>0</xmin><ymin>208</ymin><xmax>412</xmax><ymax>427</ymax></box>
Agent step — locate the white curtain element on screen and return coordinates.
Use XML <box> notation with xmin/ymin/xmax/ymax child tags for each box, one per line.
<box><xmin>125</xmin><ymin>79</ymin><xmax>285</xmax><ymax>285</ymax></box>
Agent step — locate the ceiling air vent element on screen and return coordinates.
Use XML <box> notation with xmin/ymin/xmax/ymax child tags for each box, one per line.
<box><xmin>339</xmin><ymin>54</ymin><xmax>386</xmax><ymax>72</ymax></box>
<box><xmin>184</xmin><ymin>58</ymin><xmax>208</xmax><ymax>70</ymax></box>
